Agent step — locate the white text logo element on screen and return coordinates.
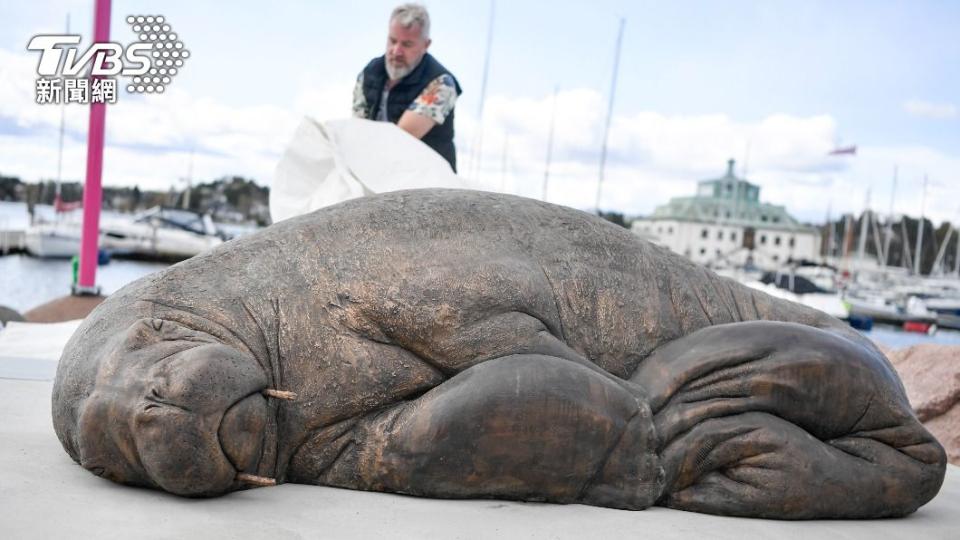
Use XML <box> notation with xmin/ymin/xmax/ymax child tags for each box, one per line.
<box><xmin>28</xmin><ymin>15</ymin><xmax>190</xmax><ymax>104</ymax></box>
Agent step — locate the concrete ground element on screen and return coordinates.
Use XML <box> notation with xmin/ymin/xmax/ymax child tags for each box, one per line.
<box><xmin>1</xmin><ymin>328</ymin><xmax>958</xmax><ymax>538</ymax></box>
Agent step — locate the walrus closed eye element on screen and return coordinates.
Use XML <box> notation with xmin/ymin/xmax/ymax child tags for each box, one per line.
<box><xmin>52</xmin><ymin>189</ymin><xmax>946</xmax><ymax>518</ymax></box>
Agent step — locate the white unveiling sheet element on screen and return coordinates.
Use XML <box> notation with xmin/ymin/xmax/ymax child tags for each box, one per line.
<box><xmin>270</xmin><ymin>117</ymin><xmax>477</xmax><ymax>223</ymax></box>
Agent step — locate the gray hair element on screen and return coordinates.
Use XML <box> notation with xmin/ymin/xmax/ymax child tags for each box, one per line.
<box><xmin>390</xmin><ymin>3</ymin><xmax>430</xmax><ymax>39</ymax></box>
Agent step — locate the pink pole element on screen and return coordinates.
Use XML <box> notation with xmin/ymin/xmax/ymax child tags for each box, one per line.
<box><xmin>77</xmin><ymin>0</ymin><xmax>111</xmax><ymax>293</ymax></box>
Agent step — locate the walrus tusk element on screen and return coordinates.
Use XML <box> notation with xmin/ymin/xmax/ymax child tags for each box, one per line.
<box><xmin>262</xmin><ymin>389</ymin><xmax>297</xmax><ymax>401</ymax></box>
<box><xmin>237</xmin><ymin>473</ymin><xmax>277</xmax><ymax>487</ymax></box>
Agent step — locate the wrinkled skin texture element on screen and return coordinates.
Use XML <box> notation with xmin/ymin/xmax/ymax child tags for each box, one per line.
<box><xmin>53</xmin><ymin>189</ymin><xmax>946</xmax><ymax>518</ymax></box>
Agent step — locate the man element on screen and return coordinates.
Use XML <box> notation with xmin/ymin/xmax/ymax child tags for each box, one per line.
<box><xmin>353</xmin><ymin>4</ymin><xmax>463</xmax><ymax>171</ymax></box>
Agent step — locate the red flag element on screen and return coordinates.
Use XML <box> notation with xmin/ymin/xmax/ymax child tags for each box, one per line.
<box><xmin>828</xmin><ymin>145</ymin><xmax>857</xmax><ymax>156</ymax></box>
<box><xmin>54</xmin><ymin>193</ymin><xmax>82</xmax><ymax>213</ymax></box>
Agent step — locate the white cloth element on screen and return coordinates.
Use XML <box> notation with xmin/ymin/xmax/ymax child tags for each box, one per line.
<box><xmin>270</xmin><ymin>117</ymin><xmax>474</xmax><ymax>223</ymax></box>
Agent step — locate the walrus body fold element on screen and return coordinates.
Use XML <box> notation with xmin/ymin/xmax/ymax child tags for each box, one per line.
<box><xmin>52</xmin><ymin>189</ymin><xmax>946</xmax><ymax>518</ymax></box>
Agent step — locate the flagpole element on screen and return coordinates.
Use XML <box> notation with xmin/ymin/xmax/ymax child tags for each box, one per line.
<box><xmin>75</xmin><ymin>0</ymin><xmax>111</xmax><ymax>295</ymax></box>
<box><xmin>594</xmin><ymin>17</ymin><xmax>625</xmax><ymax>213</ymax></box>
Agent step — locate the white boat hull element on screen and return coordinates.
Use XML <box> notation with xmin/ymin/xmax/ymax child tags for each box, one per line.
<box><xmin>24</xmin><ymin>224</ymin><xmax>82</xmax><ymax>259</ymax></box>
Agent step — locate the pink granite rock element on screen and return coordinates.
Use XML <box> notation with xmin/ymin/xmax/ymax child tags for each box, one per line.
<box><xmin>887</xmin><ymin>344</ymin><xmax>960</xmax><ymax>464</ymax></box>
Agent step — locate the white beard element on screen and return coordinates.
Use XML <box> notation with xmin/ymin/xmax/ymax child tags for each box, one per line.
<box><xmin>385</xmin><ymin>55</ymin><xmax>423</xmax><ymax>82</ymax></box>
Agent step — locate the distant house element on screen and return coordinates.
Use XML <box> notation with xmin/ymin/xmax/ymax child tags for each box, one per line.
<box><xmin>631</xmin><ymin>159</ymin><xmax>820</xmax><ymax>269</ymax></box>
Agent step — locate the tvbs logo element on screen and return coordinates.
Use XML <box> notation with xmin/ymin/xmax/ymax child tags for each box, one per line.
<box><xmin>28</xmin><ymin>15</ymin><xmax>189</xmax><ymax>105</ymax></box>
<box><xmin>28</xmin><ymin>36</ymin><xmax>152</xmax><ymax>77</ymax></box>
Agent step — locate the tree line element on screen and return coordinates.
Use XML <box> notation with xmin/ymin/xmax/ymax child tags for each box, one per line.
<box><xmin>0</xmin><ymin>173</ymin><xmax>271</xmax><ymax>226</ymax></box>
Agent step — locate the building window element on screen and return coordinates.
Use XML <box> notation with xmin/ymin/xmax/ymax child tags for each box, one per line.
<box><xmin>725</xmin><ymin>211</ymin><xmax>731</xmax><ymax>218</ymax></box>
<box><xmin>772</xmin><ymin>255</ymin><xmax>779</xmax><ymax>262</ymax></box>
<box><xmin>789</xmin><ymin>237</ymin><xmax>795</xmax><ymax>247</ymax></box>
<box><xmin>716</xmin><ymin>249</ymin><xmax>722</xmax><ymax>256</ymax></box>
<box><xmin>657</xmin><ymin>226</ymin><xmax>662</xmax><ymax>234</ymax></box>
<box><xmin>717</xmin><ymin>230</ymin><xmax>724</xmax><ymax>240</ymax></box>
<box><xmin>731</xmin><ymin>232</ymin><xmax>737</xmax><ymax>242</ymax></box>
<box><xmin>760</xmin><ymin>235</ymin><xmax>767</xmax><ymax>244</ymax></box>
<box><xmin>668</xmin><ymin>227</ymin><xmax>673</xmax><ymax>234</ymax></box>
<box><xmin>761</xmin><ymin>215</ymin><xmax>768</xmax><ymax>222</ymax></box>
<box><xmin>773</xmin><ymin>217</ymin><xmax>780</xmax><ymax>223</ymax></box>
<box><xmin>774</xmin><ymin>236</ymin><xmax>781</xmax><ymax>246</ymax></box>
<box><xmin>701</xmin><ymin>229</ymin><xmax>708</xmax><ymax>239</ymax></box>
<box><xmin>700</xmin><ymin>248</ymin><xmax>706</xmax><ymax>255</ymax></box>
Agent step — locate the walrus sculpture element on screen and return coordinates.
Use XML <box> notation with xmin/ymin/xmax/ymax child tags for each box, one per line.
<box><xmin>53</xmin><ymin>189</ymin><xmax>946</xmax><ymax>519</ymax></box>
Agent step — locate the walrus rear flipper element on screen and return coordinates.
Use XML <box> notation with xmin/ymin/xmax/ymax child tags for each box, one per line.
<box><xmin>302</xmin><ymin>354</ymin><xmax>664</xmax><ymax>509</ymax></box>
<box><xmin>632</xmin><ymin>321</ymin><xmax>946</xmax><ymax>519</ymax></box>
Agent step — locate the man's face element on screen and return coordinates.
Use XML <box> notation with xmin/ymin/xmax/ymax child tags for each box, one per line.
<box><xmin>385</xmin><ymin>19</ymin><xmax>430</xmax><ymax>81</ymax></box>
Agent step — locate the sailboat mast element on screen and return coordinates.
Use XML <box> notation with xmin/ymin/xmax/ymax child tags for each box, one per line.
<box><xmin>955</xmin><ymin>224</ymin><xmax>960</xmax><ymax>277</ymax></box>
<box><xmin>901</xmin><ymin>219</ymin><xmax>913</xmax><ymax>271</ymax></box>
<box><xmin>842</xmin><ymin>214</ymin><xmax>853</xmax><ymax>259</ymax></box>
<box><xmin>856</xmin><ymin>188</ymin><xmax>870</xmax><ymax>267</ymax></box>
<box><xmin>55</xmin><ymin>14</ymin><xmax>70</xmax><ymax>202</ymax></box>
<box><xmin>500</xmin><ymin>133</ymin><xmax>508</xmax><ymax>193</ymax></box>
<box><xmin>542</xmin><ymin>85</ymin><xmax>558</xmax><ymax>201</ymax></box>
<box><xmin>932</xmin><ymin>226</ymin><xmax>953</xmax><ymax>276</ymax></box>
<box><xmin>468</xmin><ymin>0</ymin><xmax>495</xmax><ymax>181</ymax></box>
<box><xmin>882</xmin><ymin>166</ymin><xmax>897</xmax><ymax>268</ymax></box>
<box><xmin>870</xmin><ymin>211</ymin><xmax>885</xmax><ymax>265</ymax></box>
<box><xmin>594</xmin><ymin>17</ymin><xmax>625</xmax><ymax>213</ymax></box>
<box><xmin>914</xmin><ymin>174</ymin><xmax>927</xmax><ymax>275</ymax></box>
<box><xmin>825</xmin><ymin>202</ymin><xmax>833</xmax><ymax>260</ymax></box>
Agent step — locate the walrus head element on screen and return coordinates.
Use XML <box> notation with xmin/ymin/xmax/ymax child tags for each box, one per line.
<box><xmin>53</xmin><ymin>316</ymin><xmax>282</xmax><ymax>496</ymax></box>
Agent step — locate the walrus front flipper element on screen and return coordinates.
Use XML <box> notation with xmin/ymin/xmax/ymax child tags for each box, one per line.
<box><xmin>306</xmin><ymin>354</ymin><xmax>664</xmax><ymax>509</ymax></box>
<box><xmin>632</xmin><ymin>321</ymin><xmax>946</xmax><ymax>519</ymax></box>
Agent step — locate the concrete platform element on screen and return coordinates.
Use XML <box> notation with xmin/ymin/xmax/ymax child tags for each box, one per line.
<box><xmin>1</xmin><ymin>328</ymin><xmax>958</xmax><ymax>538</ymax></box>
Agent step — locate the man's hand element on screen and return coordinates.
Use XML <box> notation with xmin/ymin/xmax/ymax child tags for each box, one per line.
<box><xmin>397</xmin><ymin>110</ymin><xmax>437</xmax><ymax>139</ymax></box>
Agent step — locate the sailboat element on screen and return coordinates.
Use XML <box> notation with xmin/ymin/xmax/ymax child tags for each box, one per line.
<box><xmin>24</xmin><ymin>14</ymin><xmax>87</xmax><ymax>259</ymax></box>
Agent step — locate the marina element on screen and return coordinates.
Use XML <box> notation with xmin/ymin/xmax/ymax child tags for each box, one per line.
<box><xmin>4</xmin><ymin>194</ymin><xmax>960</xmax><ymax>348</ymax></box>
<box><xmin>1</xmin><ymin>2</ymin><xmax>958</xmax><ymax>535</ymax></box>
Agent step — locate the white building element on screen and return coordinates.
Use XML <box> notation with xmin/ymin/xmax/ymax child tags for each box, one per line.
<box><xmin>632</xmin><ymin>160</ymin><xmax>820</xmax><ymax>269</ymax></box>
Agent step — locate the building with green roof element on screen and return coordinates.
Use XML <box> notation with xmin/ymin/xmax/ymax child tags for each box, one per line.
<box><xmin>632</xmin><ymin>159</ymin><xmax>820</xmax><ymax>268</ymax></box>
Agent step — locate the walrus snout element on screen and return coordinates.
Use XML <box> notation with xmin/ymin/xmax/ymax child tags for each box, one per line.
<box><xmin>134</xmin><ymin>344</ymin><xmax>271</xmax><ymax>495</ymax></box>
<box><xmin>134</xmin><ymin>397</ymin><xmax>239</xmax><ymax>495</ymax></box>
<box><xmin>219</xmin><ymin>392</ymin><xmax>269</xmax><ymax>474</ymax></box>
<box><xmin>72</xmin><ymin>340</ymin><xmax>275</xmax><ymax>496</ymax></box>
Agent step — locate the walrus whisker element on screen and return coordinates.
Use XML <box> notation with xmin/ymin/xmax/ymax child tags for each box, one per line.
<box><xmin>237</xmin><ymin>473</ymin><xmax>276</xmax><ymax>487</ymax></box>
<box><xmin>262</xmin><ymin>388</ymin><xmax>297</xmax><ymax>401</ymax></box>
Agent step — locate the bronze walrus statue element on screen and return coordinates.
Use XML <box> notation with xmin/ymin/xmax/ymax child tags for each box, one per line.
<box><xmin>52</xmin><ymin>189</ymin><xmax>946</xmax><ymax>519</ymax></box>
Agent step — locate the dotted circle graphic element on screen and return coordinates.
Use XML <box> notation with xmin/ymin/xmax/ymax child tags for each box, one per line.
<box><xmin>125</xmin><ymin>15</ymin><xmax>189</xmax><ymax>95</ymax></box>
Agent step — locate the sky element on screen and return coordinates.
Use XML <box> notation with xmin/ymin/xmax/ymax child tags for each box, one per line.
<box><xmin>0</xmin><ymin>0</ymin><xmax>958</xmax><ymax>225</ymax></box>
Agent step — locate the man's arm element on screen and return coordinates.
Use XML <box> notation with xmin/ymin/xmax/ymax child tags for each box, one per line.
<box><xmin>352</xmin><ymin>74</ymin><xmax>367</xmax><ymax>118</ymax></box>
<box><xmin>397</xmin><ymin>110</ymin><xmax>437</xmax><ymax>139</ymax></box>
<box><xmin>398</xmin><ymin>74</ymin><xmax>458</xmax><ymax>139</ymax></box>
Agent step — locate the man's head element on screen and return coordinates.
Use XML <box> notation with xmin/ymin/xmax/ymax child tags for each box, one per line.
<box><xmin>385</xmin><ymin>3</ymin><xmax>431</xmax><ymax>81</ymax></box>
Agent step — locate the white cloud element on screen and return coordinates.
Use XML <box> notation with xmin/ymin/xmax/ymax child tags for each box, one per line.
<box><xmin>3</xmin><ymin>46</ymin><xmax>959</xmax><ymax>227</ymax></box>
<box><xmin>458</xmin><ymin>89</ymin><xmax>960</xmax><ymax>226</ymax></box>
<box><xmin>904</xmin><ymin>100</ymin><xmax>957</xmax><ymax>120</ymax></box>
<box><xmin>0</xmin><ymin>47</ymin><xmax>305</xmax><ymax>191</ymax></box>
